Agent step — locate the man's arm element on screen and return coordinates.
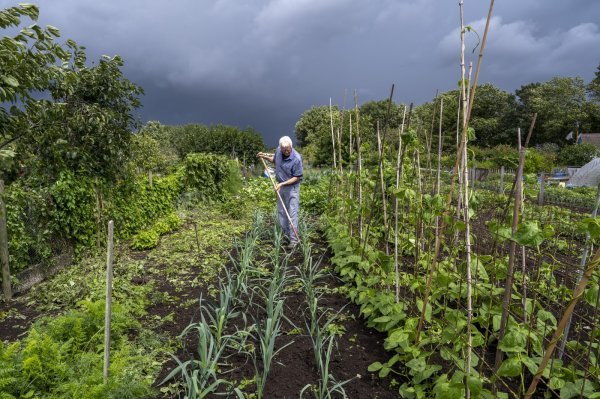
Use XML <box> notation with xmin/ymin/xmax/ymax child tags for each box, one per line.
<box><xmin>257</xmin><ymin>152</ymin><xmax>274</xmax><ymax>163</ymax></box>
<box><xmin>275</xmin><ymin>176</ymin><xmax>299</xmax><ymax>191</ymax></box>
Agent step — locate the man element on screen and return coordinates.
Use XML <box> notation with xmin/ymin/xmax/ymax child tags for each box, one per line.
<box><xmin>257</xmin><ymin>136</ymin><xmax>303</xmax><ymax>248</ymax></box>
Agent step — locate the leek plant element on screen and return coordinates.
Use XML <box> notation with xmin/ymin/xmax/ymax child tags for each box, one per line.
<box><xmin>162</xmin><ymin>321</ymin><xmax>243</xmax><ymax>399</ymax></box>
<box><xmin>300</xmin><ymin>333</ymin><xmax>351</xmax><ymax>399</ymax></box>
<box><xmin>252</xmin><ymin>299</ymin><xmax>293</xmax><ymax>399</ymax></box>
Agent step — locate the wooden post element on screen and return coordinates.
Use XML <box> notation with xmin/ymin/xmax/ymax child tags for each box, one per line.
<box><xmin>494</xmin><ymin>127</ymin><xmax>527</xmax><ymax>377</ymax></box>
<box><xmin>355</xmin><ymin>92</ymin><xmax>363</xmax><ymax>242</ymax></box>
<box><xmin>538</xmin><ymin>173</ymin><xmax>545</xmax><ymax>206</ymax></box>
<box><xmin>103</xmin><ymin>221</ymin><xmax>114</xmax><ymax>383</ymax></box>
<box><xmin>329</xmin><ymin>97</ymin><xmax>337</xmax><ymax>171</ymax></box>
<box><xmin>499</xmin><ymin>166</ymin><xmax>505</xmax><ymax>194</ymax></box>
<box><xmin>1</xmin><ymin>180</ymin><xmax>12</xmax><ymax>302</ymax></box>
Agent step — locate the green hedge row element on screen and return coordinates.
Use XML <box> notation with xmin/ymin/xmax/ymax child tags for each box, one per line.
<box><xmin>2</xmin><ymin>153</ymin><xmax>241</xmax><ymax>276</ymax></box>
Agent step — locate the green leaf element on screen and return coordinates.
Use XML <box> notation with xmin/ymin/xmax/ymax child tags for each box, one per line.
<box><xmin>46</xmin><ymin>24</ymin><xmax>60</xmax><ymax>36</ymax></box>
<box><xmin>379</xmin><ymin>366</ymin><xmax>391</xmax><ymax>378</ymax></box>
<box><xmin>560</xmin><ymin>379</ymin><xmax>597</xmax><ymax>399</ymax></box>
<box><xmin>467</xmin><ymin>375</ymin><xmax>482</xmax><ymax>396</ymax></box>
<box><xmin>580</xmin><ymin>217</ymin><xmax>600</xmax><ymax>240</ymax></box>
<box><xmin>373</xmin><ymin>315</ymin><xmax>392</xmax><ymax>323</ymax></box>
<box><xmin>368</xmin><ymin>361</ymin><xmax>383</xmax><ymax>372</ymax></box>
<box><xmin>416</xmin><ymin>299</ymin><xmax>432</xmax><ymax>323</ymax></box>
<box><xmin>2</xmin><ymin>75</ymin><xmax>19</xmax><ymax>87</ymax></box>
<box><xmin>513</xmin><ymin>221</ymin><xmax>545</xmax><ymax>248</ymax></box>
<box><xmin>499</xmin><ymin>330</ymin><xmax>527</xmax><ymax>353</ymax></box>
<box><xmin>497</xmin><ymin>357</ymin><xmax>522</xmax><ymax>377</ymax></box>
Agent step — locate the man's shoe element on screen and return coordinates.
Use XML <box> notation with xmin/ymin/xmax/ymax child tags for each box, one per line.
<box><xmin>286</xmin><ymin>242</ymin><xmax>298</xmax><ymax>250</ymax></box>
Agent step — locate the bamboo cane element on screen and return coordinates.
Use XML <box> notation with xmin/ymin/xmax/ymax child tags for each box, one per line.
<box><xmin>459</xmin><ymin>3</ymin><xmax>473</xmax><ymax>396</ymax></box>
<box><xmin>377</xmin><ymin>122</ymin><xmax>389</xmax><ymax>232</ymax></box>
<box><xmin>329</xmin><ymin>98</ymin><xmax>337</xmax><ymax>171</ymax></box>
<box><xmin>395</xmin><ymin>106</ymin><xmax>408</xmax><ymax>303</ymax></box>
<box><xmin>436</xmin><ymin>98</ymin><xmax>444</xmax><ymax>196</ymax></box>
<box><xmin>348</xmin><ymin>112</ymin><xmax>354</xmax><ymax>237</ymax></box>
<box><xmin>103</xmin><ymin>220</ymin><xmax>114</xmax><ymax>383</ymax></box>
<box><xmin>260</xmin><ymin>157</ymin><xmax>300</xmax><ymax>243</ymax></box>
<box><xmin>415</xmin><ymin>0</ymin><xmax>495</xmax><ymax>343</ymax></box>
<box><xmin>355</xmin><ymin>91</ymin><xmax>363</xmax><ymax>241</ymax></box>
<box><xmin>493</xmin><ymin>127</ymin><xmax>526</xmax><ymax>377</ymax></box>
<box><xmin>360</xmin><ymin>85</ymin><xmax>395</xmax><ymax>255</ymax></box>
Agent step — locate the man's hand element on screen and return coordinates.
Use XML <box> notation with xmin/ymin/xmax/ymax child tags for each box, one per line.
<box><xmin>275</xmin><ymin>183</ymin><xmax>283</xmax><ymax>192</ymax></box>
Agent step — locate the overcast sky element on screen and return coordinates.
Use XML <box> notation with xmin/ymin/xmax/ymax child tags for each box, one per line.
<box><xmin>3</xmin><ymin>0</ymin><xmax>599</xmax><ymax>146</ymax></box>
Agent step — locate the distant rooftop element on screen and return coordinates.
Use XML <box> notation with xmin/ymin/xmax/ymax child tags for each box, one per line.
<box><xmin>581</xmin><ymin>133</ymin><xmax>600</xmax><ymax>147</ymax></box>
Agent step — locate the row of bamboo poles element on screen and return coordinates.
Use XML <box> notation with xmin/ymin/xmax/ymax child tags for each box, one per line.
<box><xmin>324</xmin><ymin>0</ymin><xmax>599</xmax><ymax>396</ymax></box>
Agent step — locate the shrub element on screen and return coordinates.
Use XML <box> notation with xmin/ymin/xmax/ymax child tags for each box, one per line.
<box><xmin>558</xmin><ymin>143</ymin><xmax>600</xmax><ymax>167</ymax></box>
<box><xmin>472</xmin><ymin>145</ymin><xmax>554</xmax><ymax>173</ymax></box>
<box><xmin>105</xmin><ymin>173</ymin><xmax>183</xmax><ymax>238</ymax></box>
<box><xmin>0</xmin><ymin>300</ymin><xmax>152</xmax><ymax>399</ymax></box>
<box><xmin>50</xmin><ymin>171</ymin><xmax>97</xmax><ymax>248</ymax></box>
<box><xmin>130</xmin><ymin>212</ymin><xmax>182</xmax><ymax>250</ymax></box>
<box><xmin>182</xmin><ymin>153</ymin><xmax>241</xmax><ymax>201</ymax></box>
<box><xmin>130</xmin><ymin>229</ymin><xmax>160</xmax><ymax>250</ymax></box>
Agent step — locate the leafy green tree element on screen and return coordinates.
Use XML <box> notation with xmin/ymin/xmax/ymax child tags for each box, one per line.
<box><xmin>294</xmin><ymin>105</ymin><xmax>339</xmax><ymax>165</ymax></box>
<box><xmin>294</xmin><ymin>105</ymin><xmax>335</xmax><ymax>149</ymax></box>
<box><xmin>469</xmin><ymin>84</ymin><xmax>520</xmax><ymax>146</ymax></box>
<box><xmin>360</xmin><ymin>99</ymin><xmax>405</xmax><ymax>133</ymax></box>
<box><xmin>414</xmin><ymin>84</ymin><xmax>520</xmax><ymax>154</ymax></box>
<box><xmin>558</xmin><ymin>143</ymin><xmax>600</xmax><ymax>167</ymax></box>
<box><xmin>129</xmin><ymin>132</ymin><xmax>168</xmax><ymax>174</ymax></box>
<box><xmin>516</xmin><ymin>77</ymin><xmax>588</xmax><ymax>145</ymax></box>
<box><xmin>294</xmin><ymin>105</ymin><xmax>373</xmax><ymax>167</ymax></box>
<box><xmin>18</xmin><ymin>55</ymin><xmax>143</xmax><ymax>182</ymax></box>
<box><xmin>0</xmin><ymin>4</ymin><xmax>80</xmax><ymax>180</ymax></box>
<box><xmin>587</xmin><ymin>63</ymin><xmax>600</xmax><ymax>102</ymax></box>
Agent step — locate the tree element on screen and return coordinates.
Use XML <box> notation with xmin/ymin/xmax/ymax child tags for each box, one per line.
<box><xmin>469</xmin><ymin>84</ymin><xmax>520</xmax><ymax>146</ymax></box>
<box><xmin>587</xmin><ymin>63</ymin><xmax>600</xmax><ymax>102</ymax></box>
<box><xmin>413</xmin><ymin>83</ymin><xmax>519</xmax><ymax>151</ymax></box>
<box><xmin>294</xmin><ymin>104</ymin><xmax>373</xmax><ymax>167</ymax></box>
<box><xmin>1</xmin><ymin>4</ymin><xmax>80</xmax><ymax>180</ymax></box>
<box><xmin>516</xmin><ymin>77</ymin><xmax>587</xmax><ymax>145</ymax></box>
<box><xmin>360</xmin><ymin>100</ymin><xmax>404</xmax><ymax>134</ymax></box>
<box><xmin>294</xmin><ymin>105</ymin><xmax>334</xmax><ymax>149</ymax></box>
<box><xmin>18</xmin><ymin>55</ymin><xmax>143</xmax><ymax>182</ymax></box>
<box><xmin>558</xmin><ymin>143</ymin><xmax>600</xmax><ymax>167</ymax></box>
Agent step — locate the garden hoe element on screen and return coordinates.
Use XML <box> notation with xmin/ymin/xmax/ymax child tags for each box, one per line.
<box><xmin>259</xmin><ymin>157</ymin><xmax>300</xmax><ymax>243</ymax></box>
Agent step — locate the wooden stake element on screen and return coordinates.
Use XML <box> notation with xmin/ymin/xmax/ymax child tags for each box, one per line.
<box><xmin>394</xmin><ymin>107</ymin><xmax>408</xmax><ymax>303</ymax></box>
<box><xmin>0</xmin><ymin>180</ymin><xmax>12</xmax><ymax>302</ymax></box>
<box><xmin>416</xmin><ymin>0</ymin><xmax>496</xmax><ymax>343</ymax></box>
<box><xmin>377</xmin><ymin>122</ymin><xmax>388</xmax><ymax>232</ymax></box>
<box><xmin>436</xmin><ymin>98</ymin><xmax>444</xmax><ymax>196</ymax></box>
<box><xmin>103</xmin><ymin>220</ymin><xmax>115</xmax><ymax>383</ymax></box>
<box><xmin>329</xmin><ymin>98</ymin><xmax>337</xmax><ymax>171</ymax></box>
<box><xmin>538</xmin><ymin>173</ymin><xmax>545</xmax><ymax>205</ymax></box>
<box><xmin>494</xmin><ymin>127</ymin><xmax>526</xmax><ymax>375</ymax></box>
<box><xmin>355</xmin><ymin>91</ymin><xmax>363</xmax><ymax>241</ymax></box>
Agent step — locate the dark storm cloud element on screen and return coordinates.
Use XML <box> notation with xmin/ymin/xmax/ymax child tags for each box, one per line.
<box><xmin>2</xmin><ymin>0</ymin><xmax>599</xmax><ymax>146</ymax></box>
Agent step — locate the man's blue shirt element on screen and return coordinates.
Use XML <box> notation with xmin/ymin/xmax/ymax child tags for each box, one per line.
<box><xmin>274</xmin><ymin>148</ymin><xmax>303</xmax><ymax>185</ymax></box>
